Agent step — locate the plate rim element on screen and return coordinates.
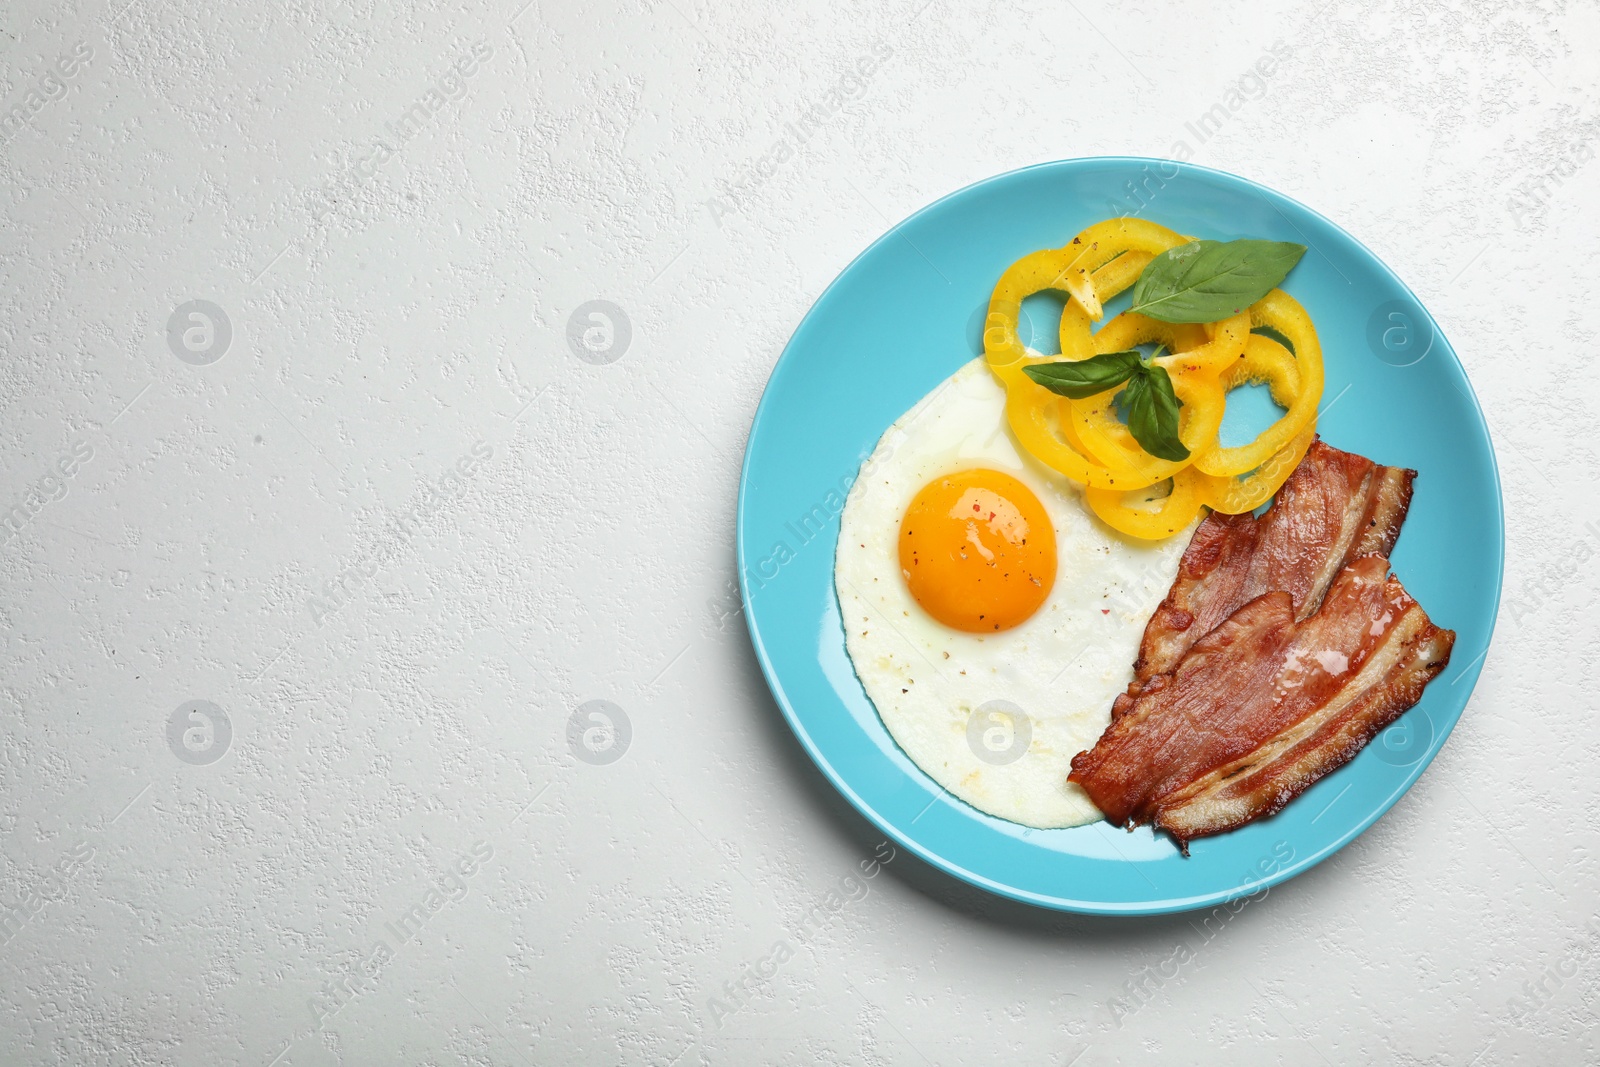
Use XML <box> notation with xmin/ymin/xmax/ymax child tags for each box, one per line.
<box><xmin>736</xmin><ymin>155</ymin><xmax>1505</xmax><ymax>916</ymax></box>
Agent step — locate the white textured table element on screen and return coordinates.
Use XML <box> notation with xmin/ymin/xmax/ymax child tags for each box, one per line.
<box><xmin>1</xmin><ymin>1</ymin><xmax>1592</xmax><ymax>1063</ymax></box>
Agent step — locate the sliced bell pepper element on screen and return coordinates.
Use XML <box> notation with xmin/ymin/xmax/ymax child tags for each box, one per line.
<box><xmin>1068</xmin><ymin>370</ymin><xmax>1227</xmax><ymax>490</ymax></box>
<box><xmin>995</xmin><ymin>361</ymin><xmax>1156</xmax><ymax>490</ymax></box>
<box><xmin>1191</xmin><ymin>334</ymin><xmax>1318</xmax><ymax>477</ymax></box>
<box><xmin>1248</xmin><ymin>289</ymin><xmax>1324</xmax><ymax>408</ymax></box>
<box><xmin>982</xmin><ymin>225</ymin><xmax>1326</xmax><ymax>539</ymax></box>
<box><xmin>1084</xmin><ymin>467</ymin><xmax>1206</xmax><ymax>541</ymax></box>
<box><xmin>1195</xmin><ymin>422</ymin><xmax>1317</xmax><ymax>514</ymax></box>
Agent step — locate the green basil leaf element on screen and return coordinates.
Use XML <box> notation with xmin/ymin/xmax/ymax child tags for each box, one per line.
<box><xmin>1129</xmin><ymin>239</ymin><xmax>1307</xmax><ymax>323</ymax></box>
<box><xmin>1021</xmin><ymin>350</ymin><xmax>1142</xmax><ymax>399</ymax></box>
<box><xmin>1124</xmin><ymin>365</ymin><xmax>1190</xmax><ymax>461</ymax></box>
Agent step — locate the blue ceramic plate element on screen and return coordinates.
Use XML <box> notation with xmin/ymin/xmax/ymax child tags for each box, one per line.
<box><xmin>737</xmin><ymin>158</ymin><xmax>1503</xmax><ymax>915</ymax></box>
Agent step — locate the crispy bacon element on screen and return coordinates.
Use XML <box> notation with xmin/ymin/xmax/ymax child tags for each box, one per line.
<box><xmin>1070</xmin><ymin>557</ymin><xmax>1454</xmax><ymax>852</ymax></box>
<box><xmin>1111</xmin><ymin>440</ymin><xmax>1415</xmax><ymax>720</ymax></box>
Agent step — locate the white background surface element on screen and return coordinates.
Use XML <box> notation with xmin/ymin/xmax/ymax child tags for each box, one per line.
<box><xmin>1</xmin><ymin>0</ymin><xmax>1593</xmax><ymax>1063</ymax></box>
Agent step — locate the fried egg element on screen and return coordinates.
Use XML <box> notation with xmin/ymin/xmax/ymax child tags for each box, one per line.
<box><xmin>835</xmin><ymin>358</ymin><xmax>1195</xmax><ymax>827</ymax></box>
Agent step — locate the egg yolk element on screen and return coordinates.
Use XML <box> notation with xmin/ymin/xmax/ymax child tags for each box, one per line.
<box><xmin>898</xmin><ymin>469</ymin><xmax>1057</xmax><ymax>632</ymax></box>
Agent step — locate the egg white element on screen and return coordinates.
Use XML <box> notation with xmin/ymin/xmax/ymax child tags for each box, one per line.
<box><xmin>834</xmin><ymin>358</ymin><xmax>1194</xmax><ymax>828</ymax></box>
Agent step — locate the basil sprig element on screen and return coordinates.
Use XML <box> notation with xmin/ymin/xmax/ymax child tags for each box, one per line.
<box><xmin>1022</xmin><ymin>348</ymin><xmax>1190</xmax><ymax>462</ymax></box>
<box><xmin>1018</xmin><ymin>350</ymin><xmax>1141</xmax><ymax>398</ymax></box>
<box><xmin>1129</xmin><ymin>239</ymin><xmax>1306</xmax><ymax>323</ymax></box>
<box><xmin>1121</xmin><ymin>362</ymin><xmax>1188</xmax><ymax>461</ymax></box>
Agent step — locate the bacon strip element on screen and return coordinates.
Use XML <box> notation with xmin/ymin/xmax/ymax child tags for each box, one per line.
<box><xmin>1118</xmin><ymin>441</ymin><xmax>1415</xmax><ymax>719</ymax></box>
<box><xmin>1070</xmin><ymin>557</ymin><xmax>1454</xmax><ymax>852</ymax></box>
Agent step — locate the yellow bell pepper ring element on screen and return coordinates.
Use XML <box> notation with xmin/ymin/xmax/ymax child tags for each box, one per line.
<box><xmin>984</xmin><ymin>218</ymin><xmax>1191</xmax><ymax>371</ymax></box>
<box><xmin>1054</xmin><ymin>216</ymin><xmax>1185</xmax><ymax>320</ymax></box>
<box><xmin>1153</xmin><ymin>311</ymin><xmax>1252</xmax><ymax>379</ymax></box>
<box><xmin>985</xmin><ymin>249</ymin><xmax>1078</xmax><ymax>369</ymax></box>
<box><xmin>1196</xmin><ymin>423</ymin><xmax>1318</xmax><ymax>514</ymax></box>
<box><xmin>1191</xmin><ymin>334</ymin><xmax>1318</xmax><ymax>478</ymax></box>
<box><xmin>1090</xmin><ymin>311</ymin><xmax>1210</xmax><ymax>360</ymax></box>
<box><xmin>1067</xmin><ymin>370</ymin><xmax>1227</xmax><ymax>491</ymax></box>
<box><xmin>1058</xmin><ymin>218</ymin><xmax>1187</xmax><ymax>332</ymax></box>
<box><xmin>1248</xmin><ymin>289</ymin><xmax>1325</xmax><ymax>403</ymax></box>
<box><xmin>988</xmin><ymin>260</ymin><xmax>1149</xmax><ymax>369</ymax></box>
<box><xmin>1089</xmin><ymin>309</ymin><xmax>1250</xmax><ymax>381</ymax></box>
<box><xmin>995</xmin><ymin>362</ymin><xmax>1131</xmax><ymax>490</ymax></box>
<box><xmin>1085</xmin><ymin>467</ymin><xmax>1206</xmax><ymax>541</ymax></box>
<box><xmin>1056</xmin><ymin>251</ymin><xmax>1167</xmax><ymax>355</ymax></box>
<box><xmin>1069</xmin><ymin>217</ymin><xmax>1189</xmax><ymax>261</ymax></box>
